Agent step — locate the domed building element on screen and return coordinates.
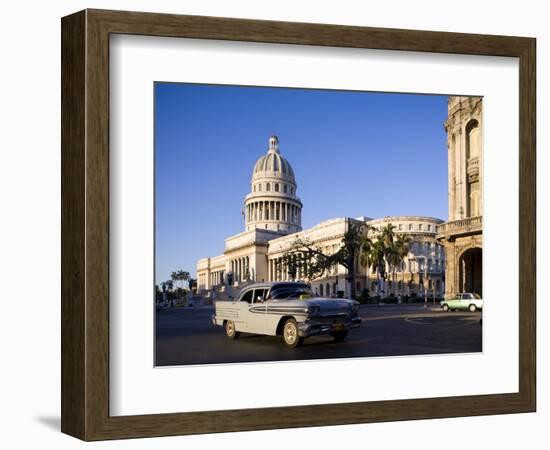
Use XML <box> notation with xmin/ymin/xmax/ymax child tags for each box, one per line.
<box><xmin>244</xmin><ymin>135</ymin><xmax>302</xmax><ymax>233</ymax></box>
<box><xmin>197</xmin><ymin>135</ymin><xmax>446</xmax><ymax>301</ymax></box>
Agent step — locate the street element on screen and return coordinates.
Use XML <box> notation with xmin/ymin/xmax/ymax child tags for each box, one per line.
<box><xmin>155</xmin><ymin>303</ymin><xmax>482</xmax><ymax>366</ymax></box>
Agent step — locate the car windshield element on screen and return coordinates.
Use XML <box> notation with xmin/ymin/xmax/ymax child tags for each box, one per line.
<box><xmin>270</xmin><ymin>285</ymin><xmax>313</xmax><ymax>300</ymax></box>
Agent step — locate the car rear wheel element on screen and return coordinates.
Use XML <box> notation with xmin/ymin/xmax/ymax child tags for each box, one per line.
<box><xmin>225</xmin><ymin>320</ymin><xmax>240</xmax><ymax>339</ymax></box>
<box><xmin>283</xmin><ymin>318</ymin><xmax>303</xmax><ymax>348</ymax></box>
<box><xmin>442</xmin><ymin>304</ymin><xmax>450</xmax><ymax>312</ymax></box>
<box><xmin>469</xmin><ymin>304</ymin><xmax>477</xmax><ymax>312</ymax></box>
<box><xmin>330</xmin><ymin>330</ymin><xmax>349</xmax><ymax>342</ymax></box>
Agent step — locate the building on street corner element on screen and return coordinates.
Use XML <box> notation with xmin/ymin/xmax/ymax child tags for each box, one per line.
<box><xmin>436</xmin><ymin>96</ymin><xmax>483</xmax><ymax>297</ymax></box>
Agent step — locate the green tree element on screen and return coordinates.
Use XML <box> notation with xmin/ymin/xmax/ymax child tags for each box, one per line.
<box><xmin>187</xmin><ymin>278</ymin><xmax>197</xmax><ymax>295</ymax></box>
<box><xmin>171</xmin><ymin>270</ymin><xmax>191</xmax><ymax>300</ymax></box>
<box><xmin>282</xmin><ymin>219</ymin><xmax>366</xmax><ymax>298</ymax></box>
<box><xmin>387</xmin><ymin>233</ymin><xmax>411</xmax><ymax>296</ymax></box>
<box><xmin>359</xmin><ymin>223</ymin><xmax>410</xmax><ymax>299</ymax></box>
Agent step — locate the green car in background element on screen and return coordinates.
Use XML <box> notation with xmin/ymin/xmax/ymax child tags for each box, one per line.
<box><xmin>440</xmin><ymin>293</ymin><xmax>483</xmax><ymax>312</ymax></box>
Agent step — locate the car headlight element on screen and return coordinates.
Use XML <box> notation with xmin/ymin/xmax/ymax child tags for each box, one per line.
<box><xmin>307</xmin><ymin>306</ymin><xmax>321</xmax><ymax>316</ymax></box>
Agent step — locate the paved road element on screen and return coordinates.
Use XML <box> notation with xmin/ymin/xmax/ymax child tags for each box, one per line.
<box><xmin>155</xmin><ymin>304</ymin><xmax>482</xmax><ymax>366</ymax></box>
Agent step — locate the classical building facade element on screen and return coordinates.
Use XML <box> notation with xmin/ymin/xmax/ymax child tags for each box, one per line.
<box><xmin>197</xmin><ymin>136</ymin><xmax>446</xmax><ymax>300</ymax></box>
<box><xmin>436</xmin><ymin>96</ymin><xmax>483</xmax><ymax>297</ymax></box>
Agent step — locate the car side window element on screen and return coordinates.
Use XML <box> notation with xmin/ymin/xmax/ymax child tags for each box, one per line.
<box><xmin>240</xmin><ymin>290</ymin><xmax>253</xmax><ymax>303</ymax></box>
<box><xmin>253</xmin><ymin>289</ymin><xmax>267</xmax><ymax>303</ymax></box>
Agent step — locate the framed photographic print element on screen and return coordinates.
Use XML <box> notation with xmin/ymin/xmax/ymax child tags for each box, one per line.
<box><xmin>61</xmin><ymin>9</ymin><xmax>536</xmax><ymax>441</ymax></box>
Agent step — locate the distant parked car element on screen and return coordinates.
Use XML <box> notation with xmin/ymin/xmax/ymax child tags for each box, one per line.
<box><xmin>212</xmin><ymin>282</ymin><xmax>361</xmax><ymax>348</ymax></box>
<box><xmin>440</xmin><ymin>293</ymin><xmax>483</xmax><ymax>312</ymax></box>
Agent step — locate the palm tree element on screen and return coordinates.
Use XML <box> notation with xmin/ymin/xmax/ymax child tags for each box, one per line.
<box><xmin>359</xmin><ymin>224</ymin><xmax>374</xmax><ymax>295</ymax></box>
<box><xmin>378</xmin><ymin>224</ymin><xmax>396</xmax><ymax>296</ymax></box>
<box><xmin>395</xmin><ymin>234</ymin><xmax>411</xmax><ymax>293</ymax></box>
<box><xmin>171</xmin><ymin>270</ymin><xmax>191</xmax><ymax>300</ymax></box>
<box><xmin>367</xmin><ymin>239</ymin><xmax>386</xmax><ymax>297</ymax></box>
<box><xmin>179</xmin><ymin>270</ymin><xmax>191</xmax><ymax>291</ymax></box>
<box><xmin>359</xmin><ymin>223</ymin><xmax>410</xmax><ymax>299</ymax></box>
<box><xmin>161</xmin><ymin>280</ymin><xmax>174</xmax><ymax>306</ymax></box>
<box><xmin>387</xmin><ymin>233</ymin><xmax>411</xmax><ymax>297</ymax></box>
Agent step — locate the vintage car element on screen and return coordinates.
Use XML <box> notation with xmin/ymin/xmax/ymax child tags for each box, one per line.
<box><xmin>212</xmin><ymin>282</ymin><xmax>361</xmax><ymax>347</ymax></box>
<box><xmin>440</xmin><ymin>293</ymin><xmax>483</xmax><ymax>312</ymax></box>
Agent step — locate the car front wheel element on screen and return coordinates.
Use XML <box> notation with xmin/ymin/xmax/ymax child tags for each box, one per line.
<box><xmin>442</xmin><ymin>304</ymin><xmax>450</xmax><ymax>312</ymax></box>
<box><xmin>225</xmin><ymin>320</ymin><xmax>240</xmax><ymax>339</ymax></box>
<box><xmin>283</xmin><ymin>318</ymin><xmax>303</xmax><ymax>348</ymax></box>
<box><xmin>469</xmin><ymin>304</ymin><xmax>477</xmax><ymax>312</ymax></box>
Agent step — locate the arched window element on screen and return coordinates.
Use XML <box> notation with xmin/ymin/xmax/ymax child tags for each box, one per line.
<box><xmin>258</xmin><ymin>184</ymin><xmax>262</xmax><ymax>192</ymax></box>
<box><xmin>266</xmin><ymin>183</ymin><xmax>271</xmax><ymax>191</ymax></box>
<box><xmin>283</xmin><ymin>185</ymin><xmax>287</xmax><ymax>193</ymax></box>
<box><xmin>274</xmin><ymin>183</ymin><xmax>279</xmax><ymax>192</ymax></box>
<box><xmin>466</xmin><ymin>119</ymin><xmax>481</xmax><ymax>159</ymax></box>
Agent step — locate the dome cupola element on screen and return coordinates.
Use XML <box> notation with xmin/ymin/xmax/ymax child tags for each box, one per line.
<box><xmin>252</xmin><ymin>135</ymin><xmax>296</xmax><ymax>184</ymax></box>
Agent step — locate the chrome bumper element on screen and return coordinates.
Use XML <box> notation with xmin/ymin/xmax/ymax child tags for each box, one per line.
<box><xmin>297</xmin><ymin>315</ymin><xmax>361</xmax><ymax>338</ymax></box>
<box><xmin>211</xmin><ymin>314</ymin><xmax>222</xmax><ymax>326</ymax></box>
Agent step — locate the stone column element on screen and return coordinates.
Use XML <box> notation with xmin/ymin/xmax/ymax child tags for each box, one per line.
<box><xmin>238</xmin><ymin>259</ymin><xmax>242</xmax><ymax>282</ymax></box>
<box><xmin>448</xmin><ymin>137</ymin><xmax>455</xmax><ymax>221</ymax></box>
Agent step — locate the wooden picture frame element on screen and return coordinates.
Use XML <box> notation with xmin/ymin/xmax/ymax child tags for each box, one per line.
<box><xmin>61</xmin><ymin>9</ymin><xmax>536</xmax><ymax>441</ymax></box>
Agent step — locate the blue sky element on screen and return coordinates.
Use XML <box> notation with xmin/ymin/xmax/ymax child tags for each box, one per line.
<box><xmin>155</xmin><ymin>83</ymin><xmax>448</xmax><ymax>284</ymax></box>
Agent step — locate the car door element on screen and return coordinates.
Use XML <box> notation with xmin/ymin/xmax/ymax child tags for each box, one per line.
<box><xmin>448</xmin><ymin>294</ymin><xmax>461</xmax><ymax>310</ymax></box>
<box><xmin>250</xmin><ymin>288</ymin><xmax>269</xmax><ymax>334</ymax></box>
<box><xmin>459</xmin><ymin>294</ymin><xmax>470</xmax><ymax>310</ymax></box>
<box><xmin>260</xmin><ymin>288</ymin><xmax>284</xmax><ymax>335</ymax></box>
<box><xmin>235</xmin><ymin>289</ymin><xmax>254</xmax><ymax>332</ymax></box>
<box><xmin>244</xmin><ymin>288</ymin><xmax>267</xmax><ymax>333</ymax></box>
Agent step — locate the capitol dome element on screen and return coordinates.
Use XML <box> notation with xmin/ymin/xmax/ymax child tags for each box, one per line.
<box><xmin>252</xmin><ymin>136</ymin><xmax>296</xmax><ymax>183</ymax></box>
<box><xmin>243</xmin><ymin>136</ymin><xmax>302</xmax><ymax>234</ymax></box>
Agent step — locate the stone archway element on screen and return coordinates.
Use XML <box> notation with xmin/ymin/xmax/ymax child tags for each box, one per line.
<box><xmin>458</xmin><ymin>247</ymin><xmax>482</xmax><ymax>296</ymax></box>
